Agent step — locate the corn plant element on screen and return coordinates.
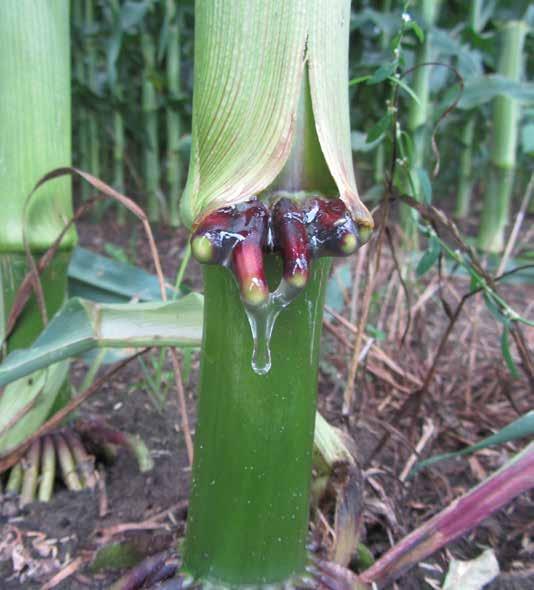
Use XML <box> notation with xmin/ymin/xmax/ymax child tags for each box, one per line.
<box><xmin>477</xmin><ymin>19</ymin><xmax>528</xmax><ymax>252</ymax></box>
<box><xmin>454</xmin><ymin>0</ymin><xmax>486</xmax><ymax>219</ymax></box>
<box><xmin>177</xmin><ymin>0</ymin><xmax>373</xmax><ymax>585</ymax></box>
<box><xmin>398</xmin><ymin>0</ymin><xmax>442</xmax><ymax>249</ymax></box>
<box><xmin>164</xmin><ymin>0</ymin><xmax>185</xmax><ymax>227</ymax></box>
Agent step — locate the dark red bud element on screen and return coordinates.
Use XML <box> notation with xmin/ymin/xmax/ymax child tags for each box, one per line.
<box><xmin>232</xmin><ymin>241</ymin><xmax>269</xmax><ymax>306</ymax></box>
<box><xmin>272</xmin><ymin>198</ymin><xmax>310</xmax><ymax>288</ymax></box>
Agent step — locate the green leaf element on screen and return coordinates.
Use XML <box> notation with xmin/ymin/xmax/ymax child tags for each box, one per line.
<box><xmin>120</xmin><ymin>0</ymin><xmax>151</xmax><ymax>30</ymax></box>
<box><xmin>416</xmin><ymin>167</ymin><xmax>432</xmax><ymax>204</ymax></box>
<box><xmin>68</xmin><ymin>247</ymin><xmax>180</xmax><ymax>303</ymax></box>
<box><xmin>483</xmin><ymin>292</ymin><xmax>507</xmax><ymax>324</ymax></box>
<box><xmin>325</xmin><ymin>263</ymin><xmax>352</xmax><ymax>312</ymax></box>
<box><xmin>0</xmin><ymin>362</ymin><xmax>69</xmax><ymax>454</ymax></box>
<box><xmin>406</xmin><ymin>20</ymin><xmax>424</xmax><ymax>44</ymax></box>
<box><xmin>501</xmin><ymin>325</ymin><xmax>520</xmax><ymax>378</ymax></box>
<box><xmin>387</xmin><ymin>76</ymin><xmax>421</xmax><ymax>105</ymax></box>
<box><xmin>349</xmin><ymin>75</ymin><xmax>371</xmax><ymax>87</ymax></box>
<box><xmin>366</xmin><ymin>113</ymin><xmax>392</xmax><ymax>143</ymax></box>
<box><xmin>366</xmin><ymin>324</ymin><xmax>386</xmax><ymax>341</ymax></box>
<box><xmin>0</xmin><ymin>295</ymin><xmax>204</xmax><ymax>388</ymax></box>
<box><xmin>416</xmin><ymin>235</ymin><xmax>440</xmax><ymax>277</ymax></box>
<box><xmin>351</xmin><ymin>130</ymin><xmax>383</xmax><ymax>153</ymax></box>
<box><xmin>367</xmin><ymin>62</ymin><xmax>396</xmax><ymax>85</ymax></box>
<box><xmin>350</xmin><ymin>8</ymin><xmax>400</xmax><ymax>38</ymax></box>
<box><xmin>412</xmin><ymin>411</ymin><xmax>534</xmax><ymax>475</ymax></box>
<box><xmin>430</xmin><ymin>28</ymin><xmax>483</xmax><ymax>79</ymax></box>
<box><xmin>459</xmin><ymin>75</ymin><xmax>534</xmax><ymax>109</ymax></box>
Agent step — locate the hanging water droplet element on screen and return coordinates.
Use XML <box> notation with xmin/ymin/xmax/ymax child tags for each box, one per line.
<box><xmin>243</xmin><ymin>278</ymin><xmax>304</xmax><ymax>376</ymax></box>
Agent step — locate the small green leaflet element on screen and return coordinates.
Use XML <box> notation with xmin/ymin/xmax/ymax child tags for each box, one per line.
<box><xmin>366</xmin><ymin>113</ymin><xmax>393</xmax><ymax>143</ymax></box>
<box><xmin>411</xmin><ymin>411</ymin><xmax>534</xmax><ymax>475</ymax></box>
<box><xmin>416</xmin><ymin>235</ymin><xmax>441</xmax><ymax>277</ymax></box>
<box><xmin>367</xmin><ymin>62</ymin><xmax>397</xmax><ymax>85</ymax></box>
<box><xmin>416</xmin><ymin>168</ymin><xmax>432</xmax><ymax>204</ymax></box>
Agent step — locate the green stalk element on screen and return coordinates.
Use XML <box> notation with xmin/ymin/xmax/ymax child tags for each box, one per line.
<box><xmin>0</xmin><ymin>0</ymin><xmax>75</xmax><ymax>357</ymax></box>
<box><xmin>184</xmin><ymin>52</ymin><xmax>336</xmax><ymax>590</ymax></box>
<box><xmin>142</xmin><ymin>28</ymin><xmax>161</xmax><ymax>223</ymax></box>
<box><xmin>0</xmin><ymin>1</ymin><xmax>74</xmax><ymax>497</ymax></box>
<box><xmin>113</xmin><ymin>98</ymin><xmax>127</xmax><ymax>224</ymax></box>
<box><xmin>455</xmin><ymin>0</ymin><xmax>483</xmax><ymax>219</ymax></box>
<box><xmin>166</xmin><ymin>0</ymin><xmax>184</xmax><ymax>227</ymax></box>
<box><xmin>84</xmin><ymin>0</ymin><xmax>101</xmax><ymax>192</ymax></box>
<box><xmin>478</xmin><ymin>21</ymin><xmax>527</xmax><ymax>252</ymax></box>
<box><xmin>110</xmin><ymin>0</ymin><xmax>126</xmax><ymax>225</ymax></box>
<box><xmin>182</xmin><ymin>1</ymin><xmax>372</xmax><ymax>582</ymax></box>
<box><xmin>400</xmin><ymin>0</ymin><xmax>442</xmax><ymax>248</ymax></box>
<box><xmin>184</xmin><ymin>259</ymin><xmax>331</xmax><ymax>585</ymax></box>
<box><xmin>373</xmin><ymin>0</ymin><xmax>392</xmax><ymax>186</ymax></box>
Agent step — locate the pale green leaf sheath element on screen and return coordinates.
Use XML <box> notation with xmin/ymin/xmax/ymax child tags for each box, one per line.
<box><xmin>180</xmin><ymin>0</ymin><xmax>373</xmax><ymax>230</ymax></box>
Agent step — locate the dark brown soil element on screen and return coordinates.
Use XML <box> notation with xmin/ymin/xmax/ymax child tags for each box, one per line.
<box><xmin>1</xmin><ymin>210</ymin><xmax>532</xmax><ymax>589</ymax></box>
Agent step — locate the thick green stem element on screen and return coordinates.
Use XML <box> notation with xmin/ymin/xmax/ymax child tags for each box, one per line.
<box><xmin>184</xmin><ymin>56</ymin><xmax>336</xmax><ymax>590</ymax></box>
<box><xmin>142</xmin><ymin>29</ymin><xmax>161</xmax><ymax>223</ymax></box>
<box><xmin>166</xmin><ymin>0</ymin><xmax>183</xmax><ymax>227</ymax></box>
<box><xmin>399</xmin><ymin>0</ymin><xmax>442</xmax><ymax>249</ymax></box>
<box><xmin>184</xmin><ymin>258</ymin><xmax>331</xmax><ymax>585</ymax></box>
<box><xmin>477</xmin><ymin>21</ymin><xmax>527</xmax><ymax>252</ymax></box>
<box><xmin>182</xmin><ymin>2</ymin><xmax>363</xmax><ymax>585</ymax></box>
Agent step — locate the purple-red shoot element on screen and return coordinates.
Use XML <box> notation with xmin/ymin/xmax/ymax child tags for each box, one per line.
<box><xmin>191</xmin><ymin>196</ymin><xmax>362</xmax><ymax>306</ymax></box>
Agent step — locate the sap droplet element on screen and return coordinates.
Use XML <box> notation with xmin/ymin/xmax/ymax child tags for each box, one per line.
<box><xmin>243</xmin><ymin>279</ymin><xmax>304</xmax><ymax>376</ymax></box>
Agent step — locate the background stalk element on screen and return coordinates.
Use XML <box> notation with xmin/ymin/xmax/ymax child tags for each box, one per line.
<box><xmin>373</xmin><ymin>0</ymin><xmax>392</xmax><ymax>186</ymax></box>
<box><xmin>477</xmin><ymin>20</ymin><xmax>527</xmax><ymax>252</ymax></box>
<box><xmin>84</xmin><ymin>0</ymin><xmax>101</xmax><ymax>196</ymax></box>
<box><xmin>142</xmin><ymin>27</ymin><xmax>162</xmax><ymax>223</ymax></box>
<box><xmin>455</xmin><ymin>0</ymin><xmax>483</xmax><ymax>219</ymax></box>
<box><xmin>400</xmin><ymin>0</ymin><xmax>442</xmax><ymax>249</ymax></box>
<box><xmin>72</xmin><ymin>0</ymin><xmax>90</xmax><ymax>202</ymax></box>
<box><xmin>166</xmin><ymin>0</ymin><xmax>184</xmax><ymax>227</ymax></box>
